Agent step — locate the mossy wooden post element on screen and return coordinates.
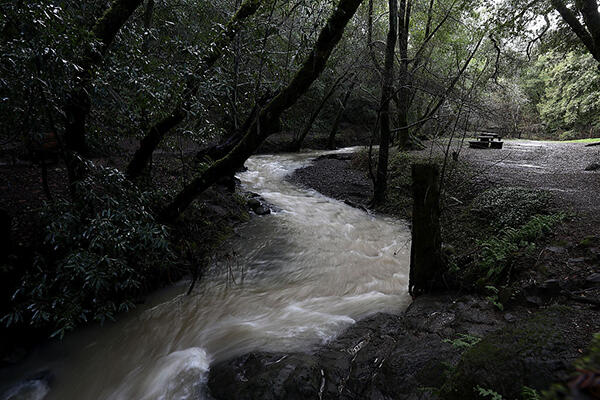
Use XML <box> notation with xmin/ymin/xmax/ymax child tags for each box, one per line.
<box><xmin>409</xmin><ymin>163</ymin><xmax>445</xmax><ymax>297</ymax></box>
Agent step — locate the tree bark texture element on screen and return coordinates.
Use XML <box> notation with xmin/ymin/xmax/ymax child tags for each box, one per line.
<box><xmin>327</xmin><ymin>81</ymin><xmax>356</xmax><ymax>149</ymax></box>
<box><xmin>372</xmin><ymin>0</ymin><xmax>398</xmax><ymax>205</ymax></box>
<box><xmin>397</xmin><ymin>0</ymin><xmax>411</xmax><ymax>148</ymax></box>
<box><xmin>409</xmin><ymin>163</ymin><xmax>445</xmax><ymax>297</ymax></box>
<box><xmin>551</xmin><ymin>0</ymin><xmax>600</xmax><ymax>64</ymax></box>
<box><xmin>159</xmin><ymin>0</ymin><xmax>364</xmax><ymax>222</ymax></box>
<box><xmin>126</xmin><ymin>0</ymin><xmax>265</xmax><ymax>180</ymax></box>
<box><xmin>64</xmin><ymin>0</ymin><xmax>144</xmax><ymax>156</ymax></box>
<box><xmin>0</xmin><ymin>209</ymin><xmax>12</xmax><ymax>263</ymax></box>
<box><xmin>289</xmin><ymin>73</ymin><xmax>347</xmax><ymax>152</ymax></box>
<box><xmin>194</xmin><ymin>93</ymin><xmax>274</xmax><ymax>163</ymax></box>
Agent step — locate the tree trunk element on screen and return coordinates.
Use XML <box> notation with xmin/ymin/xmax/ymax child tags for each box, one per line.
<box><xmin>0</xmin><ymin>209</ymin><xmax>12</xmax><ymax>263</ymax></box>
<box><xmin>126</xmin><ymin>108</ymin><xmax>186</xmax><ymax>178</ymax></box>
<box><xmin>289</xmin><ymin>74</ymin><xmax>347</xmax><ymax>152</ymax></box>
<box><xmin>126</xmin><ymin>0</ymin><xmax>265</xmax><ymax>180</ymax></box>
<box><xmin>142</xmin><ymin>0</ymin><xmax>155</xmax><ymax>52</ymax></box>
<box><xmin>372</xmin><ymin>0</ymin><xmax>398</xmax><ymax>205</ymax></box>
<box><xmin>397</xmin><ymin>0</ymin><xmax>411</xmax><ymax>148</ymax></box>
<box><xmin>64</xmin><ymin>89</ymin><xmax>92</xmax><ymax>155</ymax></box>
<box><xmin>551</xmin><ymin>0</ymin><xmax>600</xmax><ymax>64</ymax></box>
<box><xmin>327</xmin><ymin>81</ymin><xmax>356</xmax><ymax>150</ymax></box>
<box><xmin>63</xmin><ymin>0</ymin><xmax>145</xmax><ymax>157</ymax></box>
<box><xmin>195</xmin><ymin>92</ymin><xmax>275</xmax><ymax>163</ymax></box>
<box><xmin>409</xmin><ymin>163</ymin><xmax>445</xmax><ymax>297</ymax></box>
<box><xmin>159</xmin><ymin>0</ymin><xmax>364</xmax><ymax>222</ymax></box>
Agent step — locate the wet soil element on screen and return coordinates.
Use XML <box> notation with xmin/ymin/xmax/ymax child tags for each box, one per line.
<box><xmin>209</xmin><ymin>140</ymin><xmax>600</xmax><ymax>400</ymax></box>
<box><xmin>289</xmin><ymin>153</ymin><xmax>373</xmax><ymax>206</ymax></box>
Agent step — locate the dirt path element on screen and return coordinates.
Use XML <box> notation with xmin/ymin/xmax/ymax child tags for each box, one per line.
<box><xmin>455</xmin><ymin>140</ymin><xmax>600</xmax><ymax>213</ymax></box>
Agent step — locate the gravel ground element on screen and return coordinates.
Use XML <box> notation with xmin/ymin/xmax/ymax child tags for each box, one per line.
<box><xmin>289</xmin><ymin>153</ymin><xmax>373</xmax><ymax>206</ymax></box>
<box><xmin>452</xmin><ymin>140</ymin><xmax>600</xmax><ymax>213</ymax></box>
<box><xmin>291</xmin><ymin>139</ymin><xmax>600</xmax><ymax>221</ymax></box>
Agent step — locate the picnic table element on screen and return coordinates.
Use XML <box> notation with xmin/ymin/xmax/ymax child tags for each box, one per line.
<box><xmin>469</xmin><ymin>133</ymin><xmax>504</xmax><ymax>149</ymax></box>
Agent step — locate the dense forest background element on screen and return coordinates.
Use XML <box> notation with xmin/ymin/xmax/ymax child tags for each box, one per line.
<box><xmin>1</xmin><ymin>0</ymin><xmax>599</xmax><ymax>344</ymax></box>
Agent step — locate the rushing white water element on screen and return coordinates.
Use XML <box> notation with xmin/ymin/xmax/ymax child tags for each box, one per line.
<box><xmin>0</xmin><ymin>149</ymin><xmax>411</xmax><ymax>400</ymax></box>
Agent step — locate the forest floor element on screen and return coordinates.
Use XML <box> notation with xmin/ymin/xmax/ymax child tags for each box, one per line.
<box><xmin>209</xmin><ymin>139</ymin><xmax>600</xmax><ymax>400</ymax></box>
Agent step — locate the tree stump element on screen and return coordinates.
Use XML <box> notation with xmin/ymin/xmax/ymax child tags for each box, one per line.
<box><xmin>0</xmin><ymin>209</ymin><xmax>12</xmax><ymax>262</ymax></box>
<box><xmin>409</xmin><ymin>163</ymin><xmax>446</xmax><ymax>297</ymax></box>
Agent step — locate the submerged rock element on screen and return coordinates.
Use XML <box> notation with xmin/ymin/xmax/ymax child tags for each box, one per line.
<box><xmin>208</xmin><ymin>295</ymin><xmax>505</xmax><ymax>400</ymax></box>
<box><xmin>246</xmin><ymin>197</ymin><xmax>272</xmax><ymax>216</ymax></box>
<box><xmin>208</xmin><ymin>297</ymin><xmax>589</xmax><ymax>400</ymax></box>
<box><xmin>209</xmin><ymin>353</ymin><xmax>320</xmax><ymax>400</ymax></box>
<box><xmin>254</xmin><ymin>205</ymin><xmax>271</xmax><ymax>215</ymax></box>
<box><xmin>247</xmin><ymin>198</ymin><xmax>261</xmax><ymax>209</ymax></box>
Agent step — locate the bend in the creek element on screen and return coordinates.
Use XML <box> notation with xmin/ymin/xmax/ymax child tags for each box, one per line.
<box><xmin>0</xmin><ymin>148</ymin><xmax>411</xmax><ymax>400</ymax></box>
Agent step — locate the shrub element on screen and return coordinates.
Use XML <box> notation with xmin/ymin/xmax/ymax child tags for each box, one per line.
<box><xmin>476</xmin><ymin>214</ymin><xmax>566</xmax><ymax>284</ymax></box>
<box><xmin>2</xmin><ymin>162</ymin><xmax>174</xmax><ymax>338</ymax></box>
<box><xmin>558</xmin><ymin>130</ymin><xmax>577</xmax><ymax>141</ymax></box>
<box><xmin>472</xmin><ymin>187</ymin><xmax>551</xmax><ymax>229</ymax></box>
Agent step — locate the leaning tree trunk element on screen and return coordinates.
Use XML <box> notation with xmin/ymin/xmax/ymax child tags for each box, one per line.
<box><xmin>551</xmin><ymin>0</ymin><xmax>600</xmax><ymax>65</ymax></box>
<box><xmin>372</xmin><ymin>0</ymin><xmax>398</xmax><ymax>205</ymax></box>
<box><xmin>326</xmin><ymin>80</ymin><xmax>356</xmax><ymax>150</ymax></box>
<box><xmin>126</xmin><ymin>0</ymin><xmax>265</xmax><ymax>180</ymax></box>
<box><xmin>289</xmin><ymin>73</ymin><xmax>347</xmax><ymax>152</ymax></box>
<box><xmin>409</xmin><ymin>163</ymin><xmax>446</xmax><ymax>297</ymax></box>
<box><xmin>159</xmin><ymin>0</ymin><xmax>364</xmax><ymax>222</ymax></box>
<box><xmin>64</xmin><ymin>0</ymin><xmax>145</xmax><ymax>156</ymax></box>
<box><xmin>194</xmin><ymin>91</ymin><xmax>275</xmax><ymax>163</ymax></box>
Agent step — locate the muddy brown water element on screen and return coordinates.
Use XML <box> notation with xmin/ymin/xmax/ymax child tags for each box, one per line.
<box><xmin>0</xmin><ymin>149</ymin><xmax>411</xmax><ymax>400</ymax></box>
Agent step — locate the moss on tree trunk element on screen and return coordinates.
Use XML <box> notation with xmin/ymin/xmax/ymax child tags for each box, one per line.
<box><xmin>409</xmin><ymin>163</ymin><xmax>446</xmax><ymax>297</ymax></box>
<box><xmin>159</xmin><ymin>0</ymin><xmax>364</xmax><ymax>221</ymax></box>
<box><xmin>126</xmin><ymin>0</ymin><xmax>266</xmax><ymax>180</ymax></box>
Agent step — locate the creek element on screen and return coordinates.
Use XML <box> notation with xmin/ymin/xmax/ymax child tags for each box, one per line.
<box><xmin>0</xmin><ymin>149</ymin><xmax>411</xmax><ymax>400</ymax></box>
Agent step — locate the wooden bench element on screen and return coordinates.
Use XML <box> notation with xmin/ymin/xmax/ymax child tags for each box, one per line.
<box><xmin>469</xmin><ymin>133</ymin><xmax>504</xmax><ymax>149</ymax></box>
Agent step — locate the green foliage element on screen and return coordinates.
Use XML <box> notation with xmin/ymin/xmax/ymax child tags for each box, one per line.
<box><xmin>542</xmin><ymin>333</ymin><xmax>600</xmax><ymax>399</ymax></box>
<box><xmin>0</xmin><ymin>1</ymin><xmax>91</xmax><ymax>144</ymax></box>
<box><xmin>521</xmin><ymin>386</ymin><xmax>541</xmax><ymax>400</ymax></box>
<box><xmin>573</xmin><ymin>332</ymin><xmax>600</xmax><ymax>372</ymax></box>
<box><xmin>472</xmin><ymin>187</ymin><xmax>551</xmax><ymax>229</ymax></box>
<box><xmin>2</xmin><ymin>162</ymin><xmax>173</xmax><ymax>338</ymax></box>
<box><xmin>485</xmin><ymin>286</ymin><xmax>504</xmax><ymax>311</ymax></box>
<box><xmin>475</xmin><ymin>213</ymin><xmax>566</xmax><ymax>284</ymax></box>
<box><xmin>444</xmin><ymin>333</ymin><xmax>482</xmax><ymax>350</ymax></box>
<box><xmin>475</xmin><ymin>386</ymin><xmax>504</xmax><ymax>400</ymax></box>
<box><xmin>527</xmin><ymin>51</ymin><xmax>600</xmax><ymax>138</ymax></box>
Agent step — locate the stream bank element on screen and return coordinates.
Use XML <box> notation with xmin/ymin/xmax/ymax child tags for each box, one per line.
<box><xmin>209</xmin><ymin>142</ymin><xmax>600</xmax><ymax>399</ymax></box>
<box><xmin>0</xmin><ymin>150</ymin><xmax>411</xmax><ymax>400</ymax></box>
